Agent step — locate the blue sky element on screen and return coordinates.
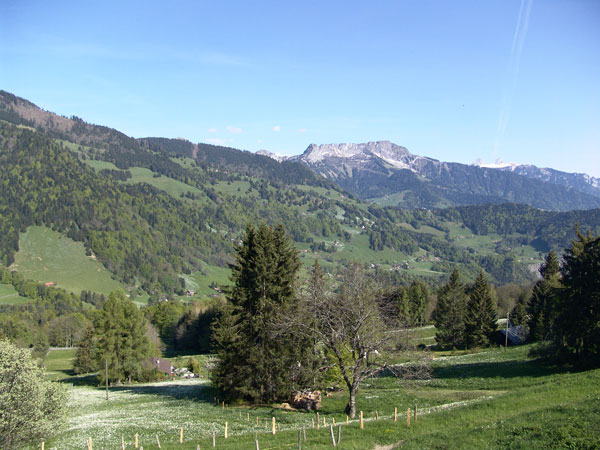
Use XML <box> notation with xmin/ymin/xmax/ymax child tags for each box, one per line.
<box><xmin>1</xmin><ymin>0</ymin><xmax>599</xmax><ymax>176</ymax></box>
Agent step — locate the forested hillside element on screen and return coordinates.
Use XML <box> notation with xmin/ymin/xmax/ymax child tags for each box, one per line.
<box><xmin>1</xmin><ymin>90</ymin><xmax>599</xmax><ymax>300</ymax></box>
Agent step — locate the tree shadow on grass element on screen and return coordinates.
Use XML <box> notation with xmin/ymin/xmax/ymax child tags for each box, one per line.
<box><xmin>433</xmin><ymin>359</ymin><xmax>566</xmax><ymax>381</ymax></box>
<box><xmin>109</xmin><ymin>380</ymin><xmax>219</xmax><ymax>403</ymax></box>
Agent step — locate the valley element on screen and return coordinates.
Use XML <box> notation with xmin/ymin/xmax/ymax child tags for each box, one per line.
<box><xmin>1</xmin><ymin>90</ymin><xmax>599</xmax><ymax>450</ymax></box>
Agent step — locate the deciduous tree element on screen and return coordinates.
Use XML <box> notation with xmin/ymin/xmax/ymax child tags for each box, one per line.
<box><xmin>96</xmin><ymin>291</ymin><xmax>152</xmax><ymax>383</ymax></box>
<box><xmin>0</xmin><ymin>339</ymin><xmax>68</xmax><ymax>449</ymax></box>
<box><xmin>290</xmin><ymin>263</ymin><xmax>389</xmax><ymax>418</ymax></box>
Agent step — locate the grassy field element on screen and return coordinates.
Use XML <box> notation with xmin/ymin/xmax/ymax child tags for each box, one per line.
<box><xmin>10</xmin><ymin>226</ymin><xmax>126</xmax><ymax>295</ymax></box>
<box><xmin>38</xmin><ymin>344</ymin><xmax>600</xmax><ymax>449</ymax></box>
<box><xmin>181</xmin><ymin>264</ymin><xmax>232</xmax><ymax>297</ymax></box>
<box><xmin>125</xmin><ymin>167</ymin><xmax>205</xmax><ymax>202</ymax></box>
<box><xmin>0</xmin><ymin>282</ymin><xmax>30</xmax><ymax>305</ymax></box>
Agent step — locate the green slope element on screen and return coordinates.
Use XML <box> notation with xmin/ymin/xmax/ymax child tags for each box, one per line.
<box><xmin>10</xmin><ymin>226</ymin><xmax>125</xmax><ymax>295</ymax></box>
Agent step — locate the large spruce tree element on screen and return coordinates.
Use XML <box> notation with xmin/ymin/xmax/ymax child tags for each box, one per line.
<box><xmin>433</xmin><ymin>269</ymin><xmax>467</xmax><ymax>349</ymax></box>
<box><xmin>407</xmin><ymin>280</ymin><xmax>430</xmax><ymax>327</ymax></box>
<box><xmin>527</xmin><ymin>250</ymin><xmax>560</xmax><ymax>341</ymax></box>
<box><xmin>553</xmin><ymin>233</ymin><xmax>600</xmax><ymax>362</ymax></box>
<box><xmin>464</xmin><ymin>272</ymin><xmax>497</xmax><ymax>348</ymax></box>
<box><xmin>211</xmin><ymin>222</ymin><xmax>303</xmax><ymax>403</ymax></box>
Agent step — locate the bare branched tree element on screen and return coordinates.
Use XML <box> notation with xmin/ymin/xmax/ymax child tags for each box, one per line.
<box><xmin>286</xmin><ymin>261</ymin><xmax>391</xmax><ymax>418</ymax></box>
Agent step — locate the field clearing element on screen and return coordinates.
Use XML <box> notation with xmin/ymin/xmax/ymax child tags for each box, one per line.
<box><xmin>37</xmin><ymin>344</ymin><xmax>600</xmax><ymax>449</ymax></box>
<box><xmin>44</xmin><ymin>348</ymin><xmax>78</xmax><ymax>381</ymax></box>
<box><xmin>0</xmin><ymin>282</ymin><xmax>30</xmax><ymax>304</ymax></box>
<box><xmin>125</xmin><ymin>167</ymin><xmax>205</xmax><ymax>201</ymax></box>
<box><xmin>10</xmin><ymin>226</ymin><xmax>126</xmax><ymax>295</ymax></box>
<box><xmin>183</xmin><ymin>264</ymin><xmax>231</xmax><ymax>297</ymax></box>
<box><xmin>213</xmin><ymin>180</ymin><xmax>252</xmax><ymax>196</ymax></box>
<box><xmin>84</xmin><ymin>159</ymin><xmax>119</xmax><ymax>171</ymax></box>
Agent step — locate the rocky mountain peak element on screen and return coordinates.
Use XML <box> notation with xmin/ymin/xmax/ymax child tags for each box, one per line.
<box><xmin>300</xmin><ymin>141</ymin><xmax>417</xmax><ymax>168</ymax></box>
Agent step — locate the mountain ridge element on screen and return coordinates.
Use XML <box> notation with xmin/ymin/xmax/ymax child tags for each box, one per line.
<box><xmin>1</xmin><ymin>89</ymin><xmax>600</xmax><ymax>293</ymax></box>
<box><xmin>284</xmin><ymin>141</ymin><xmax>600</xmax><ymax>211</ymax></box>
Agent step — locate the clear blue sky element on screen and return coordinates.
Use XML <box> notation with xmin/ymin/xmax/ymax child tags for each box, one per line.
<box><xmin>1</xmin><ymin>0</ymin><xmax>599</xmax><ymax>176</ymax></box>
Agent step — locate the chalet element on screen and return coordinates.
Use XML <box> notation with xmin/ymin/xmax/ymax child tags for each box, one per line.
<box><xmin>148</xmin><ymin>357</ymin><xmax>174</xmax><ymax>376</ymax></box>
<box><xmin>496</xmin><ymin>325</ymin><xmax>528</xmax><ymax>346</ymax></box>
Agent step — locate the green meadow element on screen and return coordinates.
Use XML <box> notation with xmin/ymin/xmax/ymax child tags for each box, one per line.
<box><xmin>10</xmin><ymin>226</ymin><xmax>125</xmax><ymax>295</ymax></box>
<box><xmin>0</xmin><ymin>282</ymin><xmax>30</xmax><ymax>305</ymax></box>
<box><xmin>38</xmin><ymin>344</ymin><xmax>600</xmax><ymax>449</ymax></box>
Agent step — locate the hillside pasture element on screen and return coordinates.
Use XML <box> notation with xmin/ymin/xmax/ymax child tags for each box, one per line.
<box><xmin>0</xmin><ymin>282</ymin><xmax>30</xmax><ymax>304</ymax></box>
<box><xmin>38</xmin><ymin>344</ymin><xmax>600</xmax><ymax>449</ymax></box>
<box><xmin>10</xmin><ymin>226</ymin><xmax>125</xmax><ymax>295</ymax></box>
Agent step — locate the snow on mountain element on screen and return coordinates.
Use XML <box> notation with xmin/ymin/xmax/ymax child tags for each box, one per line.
<box><xmin>256</xmin><ymin>150</ymin><xmax>287</xmax><ymax>162</ymax></box>
<box><xmin>295</xmin><ymin>141</ymin><xmax>433</xmax><ymax>172</ymax></box>
<box><xmin>473</xmin><ymin>158</ymin><xmax>520</xmax><ymax>170</ymax></box>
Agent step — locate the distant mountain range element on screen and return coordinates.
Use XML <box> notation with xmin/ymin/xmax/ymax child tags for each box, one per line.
<box><xmin>2</xmin><ymin>88</ymin><xmax>599</xmax><ymax>213</ymax></box>
<box><xmin>1</xmin><ymin>89</ymin><xmax>599</xmax><ymax>291</ymax></box>
<box><xmin>258</xmin><ymin>141</ymin><xmax>600</xmax><ymax>211</ymax></box>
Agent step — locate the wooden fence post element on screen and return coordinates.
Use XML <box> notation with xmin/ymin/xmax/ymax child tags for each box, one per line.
<box><xmin>394</xmin><ymin>407</ymin><xmax>397</xmax><ymax>422</ymax></box>
<box><xmin>225</xmin><ymin>421</ymin><xmax>228</xmax><ymax>439</ymax></box>
<box><xmin>135</xmin><ymin>433</ymin><xmax>139</xmax><ymax>448</ymax></box>
<box><xmin>247</xmin><ymin>412</ymin><xmax>250</xmax><ymax>422</ymax></box>
<box><xmin>180</xmin><ymin>427</ymin><xmax>183</xmax><ymax>444</ymax></box>
<box><xmin>337</xmin><ymin>424</ymin><xmax>341</xmax><ymax>445</ymax></box>
<box><xmin>330</xmin><ymin>424</ymin><xmax>336</xmax><ymax>447</ymax></box>
<box><xmin>312</xmin><ymin>418</ymin><xmax>315</xmax><ymax>428</ymax></box>
<box><xmin>360</xmin><ymin>411</ymin><xmax>364</xmax><ymax>430</ymax></box>
<box><xmin>407</xmin><ymin>408</ymin><xmax>411</xmax><ymax>428</ymax></box>
<box><xmin>88</xmin><ymin>437</ymin><xmax>93</xmax><ymax>450</ymax></box>
<box><xmin>272</xmin><ymin>417</ymin><xmax>276</xmax><ymax>435</ymax></box>
<box><xmin>303</xmin><ymin>425</ymin><xmax>306</xmax><ymax>442</ymax></box>
<box><xmin>316</xmin><ymin>412</ymin><xmax>320</xmax><ymax>429</ymax></box>
<box><xmin>212</xmin><ymin>431</ymin><xmax>215</xmax><ymax>447</ymax></box>
<box><xmin>255</xmin><ymin>438</ymin><xmax>260</xmax><ymax>450</ymax></box>
<box><xmin>41</xmin><ymin>442</ymin><xmax>44</xmax><ymax>450</ymax></box>
<box><xmin>121</xmin><ymin>435</ymin><xmax>125</xmax><ymax>450</ymax></box>
<box><xmin>375</xmin><ymin>410</ymin><xmax>379</xmax><ymax>420</ymax></box>
<box><xmin>298</xmin><ymin>429</ymin><xmax>302</xmax><ymax>450</ymax></box>
<box><xmin>155</xmin><ymin>434</ymin><xmax>161</xmax><ymax>449</ymax></box>
<box><xmin>414</xmin><ymin>405</ymin><xmax>418</xmax><ymax>422</ymax></box>
<box><xmin>346</xmin><ymin>415</ymin><xmax>349</xmax><ymax>424</ymax></box>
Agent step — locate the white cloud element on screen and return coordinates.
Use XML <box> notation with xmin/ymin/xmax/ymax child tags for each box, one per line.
<box><xmin>226</xmin><ymin>125</ymin><xmax>242</xmax><ymax>134</ymax></box>
<box><xmin>257</xmin><ymin>139</ymin><xmax>263</xmax><ymax>144</ymax></box>
<box><xmin>205</xmin><ymin>138</ymin><xmax>225</xmax><ymax>145</ymax></box>
<box><xmin>297</xmin><ymin>128</ymin><xmax>308</xmax><ymax>133</ymax></box>
<box><xmin>207</xmin><ymin>128</ymin><xmax>217</xmax><ymax>133</ymax></box>
<box><xmin>272</xmin><ymin>125</ymin><xmax>281</xmax><ymax>132</ymax></box>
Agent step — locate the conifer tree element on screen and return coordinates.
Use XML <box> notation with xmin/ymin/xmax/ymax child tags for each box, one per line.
<box><xmin>433</xmin><ymin>269</ymin><xmax>467</xmax><ymax>348</ymax></box>
<box><xmin>73</xmin><ymin>324</ymin><xmax>98</xmax><ymax>374</ymax></box>
<box><xmin>553</xmin><ymin>233</ymin><xmax>600</xmax><ymax>361</ymax></box>
<box><xmin>408</xmin><ymin>280</ymin><xmax>430</xmax><ymax>327</ymax></box>
<box><xmin>464</xmin><ymin>272</ymin><xmax>497</xmax><ymax>348</ymax></box>
<box><xmin>510</xmin><ymin>293</ymin><xmax>529</xmax><ymax>327</ymax></box>
<box><xmin>527</xmin><ymin>250</ymin><xmax>560</xmax><ymax>341</ymax></box>
<box><xmin>211</xmin><ymin>222</ymin><xmax>302</xmax><ymax>403</ymax></box>
<box><xmin>96</xmin><ymin>291</ymin><xmax>152</xmax><ymax>384</ymax></box>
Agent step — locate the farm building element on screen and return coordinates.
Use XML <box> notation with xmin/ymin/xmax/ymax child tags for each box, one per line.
<box><xmin>496</xmin><ymin>325</ymin><xmax>528</xmax><ymax>346</ymax></box>
<box><xmin>148</xmin><ymin>357</ymin><xmax>174</xmax><ymax>376</ymax></box>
